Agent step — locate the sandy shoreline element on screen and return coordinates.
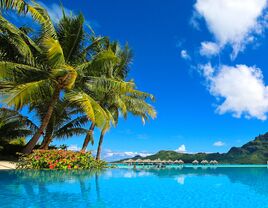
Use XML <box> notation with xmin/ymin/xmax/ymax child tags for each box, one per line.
<box><xmin>0</xmin><ymin>161</ymin><xmax>17</xmax><ymax>169</ymax></box>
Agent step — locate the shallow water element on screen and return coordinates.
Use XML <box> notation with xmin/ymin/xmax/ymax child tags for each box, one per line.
<box><xmin>1</xmin><ymin>167</ymin><xmax>268</xmax><ymax>208</ymax></box>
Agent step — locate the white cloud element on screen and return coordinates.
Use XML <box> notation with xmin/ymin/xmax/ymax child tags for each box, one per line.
<box><xmin>213</xmin><ymin>141</ymin><xmax>225</xmax><ymax>147</ymax></box>
<box><xmin>175</xmin><ymin>144</ymin><xmax>187</xmax><ymax>153</ymax></box>
<box><xmin>103</xmin><ymin>149</ymin><xmax>152</xmax><ymax>161</ymax></box>
<box><xmin>67</xmin><ymin>144</ymin><xmax>80</xmax><ymax>151</ymax></box>
<box><xmin>190</xmin><ymin>11</ymin><xmax>202</xmax><ymax>30</ymax></box>
<box><xmin>201</xmin><ymin>64</ymin><xmax>268</xmax><ymax>120</ymax></box>
<box><xmin>194</xmin><ymin>0</ymin><xmax>267</xmax><ymax>59</ymax></box>
<box><xmin>180</xmin><ymin>50</ymin><xmax>191</xmax><ymax>60</ymax></box>
<box><xmin>37</xmin><ymin>2</ymin><xmax>73</xmax><ymax>23</ymax></box>
<box><xmin>123</xmin><ymin>171</ymin><xmax>152</xmax><ymax>178</ymax></box>
<box><xmin>200</xmin><ymin>62</ymin><xmax>215</xmax><ymax>78</ymax></box>
<box><xmin>200</xmin><ymin>41</ymin><xmax>220</xmax><ymax>57</ymax></box>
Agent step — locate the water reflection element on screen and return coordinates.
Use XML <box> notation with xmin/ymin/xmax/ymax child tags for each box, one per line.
<box><xmin>0</xmin><ymin>170</ymin><xmax>105</xmax><ymax>207</ymax></box>
<box><xmin>1</xmin><ymin>167</ymin><xmax>268</xmax><ymax>207</ymax></box>
<box><xmin>120</xmin><ymin>167</ymin><xmax>268</xmax><ymax>195</ymax></box>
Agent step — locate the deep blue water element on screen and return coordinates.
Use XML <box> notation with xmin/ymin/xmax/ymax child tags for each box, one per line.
<box><xmin>1</xmin><ymin>167</ymin><xmax>268</xmax><ymax>208</ymax></box>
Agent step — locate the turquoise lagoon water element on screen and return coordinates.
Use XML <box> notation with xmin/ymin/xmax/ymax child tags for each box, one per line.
<box><xmin>1</xmin><ymin>166</ymin><xmax>268</xmax><ymax>208</ymax></box>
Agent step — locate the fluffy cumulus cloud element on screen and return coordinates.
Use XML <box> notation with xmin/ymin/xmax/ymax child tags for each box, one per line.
<box><xmin>201</xmin><ymin>64</ymin><xmax>268</xmax><ymax>120</ymax></box>
<box><xmin>180</xmin><ymin>50</ymin><xmax>191</xmax><ymax>60</ymax></box>
<box><xmin>200</xmin><ymin>41</ymin><xmax>220</xmax><ymax>57</ymax></box>
<box><xmin>194</xmin><ymin>0</ymin><xmax>267</xmax><ymax>58</ymax></box>
<box><xmin>213</xmin><ymin>141</ymin><xmax>225</xmax><ymax>147</ymax></box>
<box><xmin>175</xmin><ymin>144</ymin><xmax>187</xmax><ymax>153</ymax></box>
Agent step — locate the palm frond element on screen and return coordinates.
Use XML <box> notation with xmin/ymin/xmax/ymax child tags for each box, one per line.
<box><xmin>55</xmin><ymin>115</ymin><xmax>88</xmax><ymax>132</ymax></box>
<box><xmin>0</xmin><ymin>61</ymin><xmax>44</xmax><ymax>81</ymax></box>
<box><xmin>0</xmin><ymin>107</ymin><xmax>38</xmax><ymax>131</ymax></box>
<box><xmin>0</xmin><ymin>15</ymin><xmax>35</xmax><ymax>64</ymax></box>
<box><xmin>0</xmin><ymin>107</ymin><xmax>36</xmax><ymax>141</ymax></box>
<box><xmin>2</xmin><ymin>79</ymin><xmax>52</xmax><ymax>110</ymax></box>
<box><xmin>89</xmin><ymin>49</ymin><xmax>119</xmax><ymax>77</ymax></box>
<box><xmin>28</xmin><ymin>2</ymin><xmax>57</xmax><ymax>38</ymax></box>
<box><xmin>86</xmin><ymin>77</ymin><xmax>135</xmax><ymax>94</ymax></box>
<box><xmin>0</xmin><ymin>0</ymin><xmax>28</xmax><ymax>14</ymax></box>
<box><xmin>57</xmin><ymin>12</ymin><xmax>85</xmax><ymax>63</ymax></box>
<box><xmin>54</xmin><ymin>127</ymin><xmax>87</xmax><ymax>139</ymax></box>
<box><xmin>41</xmin><ymin>37</ymin><xmax>65</xmax><ymax>67</ymax></box>
<box><xmin>65</xmin><ymin>91</ymin><xmax>107</xmax><ymax>127</ymax></box>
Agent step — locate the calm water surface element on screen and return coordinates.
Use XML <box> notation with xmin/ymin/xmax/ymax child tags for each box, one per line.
<box><xmin>1</xmin><ymin>167</ymin><xmax>268</xmax><ymax>208</ymax></box>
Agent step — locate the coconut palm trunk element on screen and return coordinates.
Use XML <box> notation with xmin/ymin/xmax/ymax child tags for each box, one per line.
<box><xmin>96</xmin><ymin>130</ymin><xmax>106</xmax><ymax>160</ymax></box>
<box><xmin>22</xmin><ymin>88</ymin><xmax>60</xmax><ymax>154</ymax></box>
<box><xmin>39</xmin><ymin>133</ymin><xmax>53</xmax><ymax>150</ymax></box>
<box><xmin>81</xmin><ymin>123</ymin><xmax>95</xmax><ymax>152</ymax></box>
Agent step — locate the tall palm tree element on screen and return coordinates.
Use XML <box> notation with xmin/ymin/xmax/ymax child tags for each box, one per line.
<box><xmin>0</xmin><ymin>2</ymin><xmax>108</xmax><ymax>153</ymax></box>
<box><xmin>80</xmin><ymin>40</ymin><xmax>157</xmax><ymax>159</ymax></box>
<box><xmin>54</xmin><ymin>11</ymin><xmax>118</xmax><ymax>151</ymax></box>
<box><xmin>0</xmin><ymin>2</ymin><xmax>78</xmax><ymax>153</ymax></box>
<box><xmin>74</xmin><ymin>43</ymin><xmax>136</xmax><ymax>152</ymax></box>
<box><xmin>96</xmin><ymin>41</ymin><xmax>156</xmax><ymax>160</ymax></box>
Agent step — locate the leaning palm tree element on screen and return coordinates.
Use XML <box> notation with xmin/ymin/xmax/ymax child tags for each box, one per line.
<box><xmin>54</xmin><ymin>11</ymin><xmax>118</xmax><ymax>151</ymax></box>
<box><xmin>33</xmin><ymin>99</ymin><xmax>89</xmax><ymax>149</ymax></box>
<box><xmin>83</xmin><ymin>40</ymin><xmax>157</xmax><ymax>159</ymax></box>
<box><xmin>0</xmin><ymin>2</ymin><xmax>108</xmax><ymax>153</ymax></box>
<box><xmin>74</xmin><ymin>46</ymin><xmax>136</xmax><ymax>152</ymax></box>
<box><xmin>0</xmin><ymin>2</ymin><xmax>77</xmax><ymax>153</ymax></box>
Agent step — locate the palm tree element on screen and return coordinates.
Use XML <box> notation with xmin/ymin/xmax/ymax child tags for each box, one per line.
<box><xmin>0</xmin><ymin>2</ymin><xmax>109</xmax><ymax>153</ymax></box>
<box><xmin>0</xmin><ymin>2</ymin><xmax>78</xmax><ymax>153</ymax></box>
<box><xmin>74</xmin><ymin>41</ymin><xmax>136</xmax><ymax>152</ymax></box>
<box><xmin>33</xmin><ymin>99</ymin><xmax>89</xmax><ymax>150</ymax></box>
<box><xmin>0</xmin><ymin>108</ymin><xmax>38</xmax><ymax>142</ymax></box>
<box><xmin>1</xmin><ymin>1</ymin><xmax>157</xmax><ymax>157</ymax></box>
<box><xmin>83</xmin><ymin>40</ymin><xmax>157</xmax><ymax>160</ymax></box>
<box><xmin>94</xmin><ymin>88</ymin><xmax>156</xmax><ymax>160</ymax></box>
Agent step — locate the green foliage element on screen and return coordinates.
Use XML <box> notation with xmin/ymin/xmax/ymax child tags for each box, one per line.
<box><xmin>9</xmin><ymin>137</ymin><xmax>26</xmax><ymax>145</ymax></box>
<box><xmin>0</xmin><ymin>108</ymin><xmax>37</xmax><ymax>141</ymax></box>
<box><xmin>128</xmin><ymin>133</ymin><xmax>268</xmax><ymax>164</ymax></box>
<box><xmin>17</xmin><ymin>150</ymin><xmax>107</xmax><ymax>169</ymax></box>
<box><xmin>0</xmin><ymin>1</ymin><xmax>157</xmax><ymax>155</ymax></box>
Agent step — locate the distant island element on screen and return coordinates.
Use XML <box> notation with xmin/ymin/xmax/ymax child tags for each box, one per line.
<box><xmin>119</xmin><ymin>133</ymin><xmax>268</xmax><ymax>164</ymax></box>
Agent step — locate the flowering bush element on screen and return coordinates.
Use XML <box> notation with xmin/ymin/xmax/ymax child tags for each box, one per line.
<box><xmin>17</xmin><ymin>150</ymin><xmax>107</xmax><ymax>170</ymax></box>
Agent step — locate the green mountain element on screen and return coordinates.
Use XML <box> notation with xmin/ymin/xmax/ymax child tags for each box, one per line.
<box><xmin>122</xmin><ymin>133</ymin><xmax>268</xmax><ymax>164</ymax></box>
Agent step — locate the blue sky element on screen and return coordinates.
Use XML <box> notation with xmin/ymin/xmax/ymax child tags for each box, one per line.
<box><xmin>7</xmin><ymin>0</ymin><xmax>268</xmax><ymax>160</ymax></box>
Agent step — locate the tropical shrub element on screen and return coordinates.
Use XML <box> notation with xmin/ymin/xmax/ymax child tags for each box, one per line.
<box><xmin>17</xmin><ymin>150</ymin><xmax>107</xmax><ymax>170</ymax></box>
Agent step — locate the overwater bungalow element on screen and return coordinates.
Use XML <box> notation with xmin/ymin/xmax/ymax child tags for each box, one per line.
<box><xmin>209</xmin><ymin>160</ymin><xmax>219</xmax><ymax>165</ymax></box>
<box><xmin>192</xmin><ymin>160</ymin><xmax>199</xmax><ymax>165</ymax></box>
<box><xmin>178</xmin><ymin>160</ymin><xmax>184</xmax><ymax>164</ymax></box>
<box><xmin>124</xmin><ymin>159</ymin><xmax>134</xmax><ymax>165</ymax></box>
<box><xmin>167</xmin><ymin>159</ymin><xmax>173</xmax><ymax>164</ymax></box>
<box><xmin>143</xmin><ymin>159</ymin><xmax>152</xmax><ymax>165</ymax></box>
<box><xmin>135</xmin><ymin>159</ymin><xmax>143</xmax><ymax>164</ymax></box>
<box><xmin>201</xmin><ymin>160</ymin><xmax>209</xmax><ymax>165</ymax></box>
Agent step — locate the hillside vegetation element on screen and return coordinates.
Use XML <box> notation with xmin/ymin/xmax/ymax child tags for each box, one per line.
<box><xmin>125</xmin><ymin>133</ymin><xmax>268</xmax><ymax>164</ymax></box>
